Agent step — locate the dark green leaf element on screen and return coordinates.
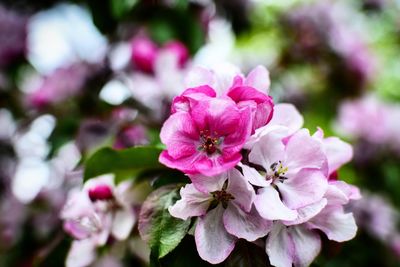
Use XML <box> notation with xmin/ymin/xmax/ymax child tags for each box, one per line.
<box><xmin>83</xmin><ymin>146</ymin><xmax>164</xmax><ymax>182</ymax></box>
<box><xmin>139</xmin><ymin>185</ymin><xmax>191</xmax><ymax>259</ymax></box>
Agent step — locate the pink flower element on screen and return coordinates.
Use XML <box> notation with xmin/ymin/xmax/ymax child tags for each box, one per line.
<box><xmin>162</xmin><ymin>40</ymin><xmax>189</xmax><ymax>68</ymax></box>
<box><xmin>159</xmin><ymin>96</ymin><xmax>252</xmax><ymax>176</ymax></box>
<box><xmin>241</xmin><ymin>129</ymin><xmax>328</xmax><ymax>221</ymax></box>
<box><xmin>177</xmin><ymin>65</ymin><xmax>274</xmax><ymax>133</ymax></box>
<box><xmin>169</xmin><ymin>169</ymin><xmax>271</xmax><ymax>264</ymax></box>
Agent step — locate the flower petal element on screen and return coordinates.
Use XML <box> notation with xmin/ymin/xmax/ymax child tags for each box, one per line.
<box><xmin>169</xmin><ymin>184</ymin><xmax>210</xmax><ymax>220</ymax></box>
<box><xmin>195</xmin><ymin>205</ymin><xmax>237</xmax><ymax>264</ymax></box>
<box><xmin>239</xmin><ymin>163</ymin><xmax>271</xmax><ymax>187</ymax></box>
<box><xmin>266</xmin><ymin>223</ymin><xmax>321</xmax><ymax>267</ymax></box>
<box><xmin>111</xmin><ymin>209</ymin><xmax>135</xmax><ymax>240</ymax></box>
<box><xmin>283</xmin><ymin>198</ymin><xmax>327</xmax><ymax>226</ymax></box>
<box><xmin>66</xmin><ymin>240</ymin><xmax>96</xmax><ymax>267</ymax></box>
<box><xmin>278</xmin><ymin>169</ymin><xmax>328</xmax><ymax>210</ymax></box>
<box><xmin>227</xmin><ymin>168</ymin><xmax>255</xmax><ymax>212</ymax></box>
<box><xmin>268</xmin><ymin>103</ymin><xmax>304</xmax><ymax>134</ymax></box>
<box><xmin>307</xmin><ymin>206</ymin><xmax>358</xmax><ymax>242</ymax></box>
<box><xmin>323</xmin><ymin>137</ymin><xmax>353</xmax><ymax>174</ymax></box>
<box><xmin>285</xmin><ymin>129</ymin><xmax>328</xmax><ymax>175</ymax></box>
<box><xmin>244</xmin><ymin>65</ymin><xmax>270</xmax><ymax>93</ymax></box>
<box><xmin>223</xmin><ymin>205</ymin><xmax>272</xmax><ymax>241</ymax></box>
<box><xmin>254</xmin><ymin>186</ymin><xmax>297</xmax><ymax>221</ymax></box>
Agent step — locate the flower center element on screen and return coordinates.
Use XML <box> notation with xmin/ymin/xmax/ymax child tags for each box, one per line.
<box><xmin>268</xmin><ymin>161</ymin><xmax>288</xmax><ymax>183</ymax></box>
<box><xmin>198</xmin><ymin>130</ymin><xmax>221</xmax><ymax>155</ymax></box>
<box><xmin>211</xmin><ymin>189</ymin><xmax>235</xmax><ymax>209</ymax></box>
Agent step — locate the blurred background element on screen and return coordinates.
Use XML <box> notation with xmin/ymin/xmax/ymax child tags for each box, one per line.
<box><xmin>0</xmin><ymin>0</ymin><xmax>400</xmax><ymax>266</ymax></box>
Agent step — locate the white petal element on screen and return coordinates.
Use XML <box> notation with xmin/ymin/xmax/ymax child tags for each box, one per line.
<box><xmin>111</xmin><ymin>209</ymin><xmax>135</xmax><ymax>240</ymax></box>
<box><xmin>224</xmin><ymin>204</ymin><xmax>272</xmax><ymax>241</ymax></box>
<box><xmin>66</xmin><ymin>240</ymin><xmax>96</xmax><ymax>267</ymax></box>
<box><xmin>283</xmin><ymin>198</ymin><xmax>327</xmax><ymax>226</ymax></box>
<box><xmin>239</xmin><ymin>163</ymin><xmax>271</xmax><ymax>187</ymax></box>
<box><xmin>254</xmin><ymin>186</ymin><xmax>297</xmax><ymax>221</ymax></box>
<box><xmin>195</xmin><ymin>205</ymin><xmax>237</xmax><ymax>264</ymax></box>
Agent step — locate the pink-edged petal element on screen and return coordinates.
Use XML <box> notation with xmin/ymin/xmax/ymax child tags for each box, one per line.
<box><xmin>266</xmin><ymin>223</ymin><xmax>321</xmax><ymax>267</ymax></box>
<box><xmin>290</xmin><ymin>225</ymin><xmax>321</xmax><ymax>267</ymax></box>
<box><xmin>329</xmin><ymin>180</ymin><xmax>361</xmax><ymax>201</ymax></box>
<box><xmin>278</xmin><ymin>169</ymin><xmax>328</xmax><ymax>210</ymax></box>
<box><xmin>168</xmin><ymin>184</ymin><xmax>210</xmax><ymax>220</ymax></box>
<box><xmin>268</xmin><ymin>103</ymin><xmax>304</xmax><ymax>134</ymax></box>
<box><xmin>190</xmin><ymin>173</ymin><xmax>227</xmax><ymax>193</ymax></box>
<box><xmin>210</xmin><ymin>62</ymin><xmax>241</xmax><ymax>95</ymax></box>
<box><xmin>227</xmin><ymin>168</ymin><xmax>255</xmax><ymax>212</ymax></box>
<box><xmin>195</xmin><ymin>205</ymin><xmax>237</xmax><ymax>264</ymax></box>
<box><xmin>239</xmin><ymin>163</ymin><xmax>271</xmax><ymax>187</ymax></box>
<box><xmin>223</xmin><ymin>205</ymin><xmax>272</xmax><ymax>242</ymax></box>
<box><xmin>323</xmin><ymin>137</ymin><xmax>353</xmax><ymax>174</ymax></box>
<box><xmin>307</xmin><ymin>206</ymin><xmax>358</xmax><ymax>242</ymax></box>
<box><xmin>158</xmin><ymin>150</ymin><xmax>202</xmax><ymax>175</ymax></box>
<box><xmin>66</xmin><ymin>240</ymin><xmax>96</xmax><ymax>267</ymax></box>
<box><xmin>159</xmin><ymin>112</ymin><xmax>199</xmax><ymax>159</ymax></box>
<box><xmin>266</xmin><ymin>223</ymin><xmax>294</xmax><ymax>267</ymax></box>
<box><xmin>184</xmin><ymin>66</ymin><xmax>215</xmax><ymax>88</ymax></box>
<box><xmin>285</xmin><ymin>129</ymin><xmax>328</xmax><ymax>175</ymax></box>
<box><xmin>283</xmin><ymin>198</ymin><xmax>327</xmax><ymax>226</ymax></box>
<box><xmin>244</xmin><ymin>65</ymin><xmax>270</xmax><ymax>94</ymax></box>
<box><xmin>255</xmin><ymin>186</ymin><xmax>297</xmax><ymax>221</ymax></box>
<box><xmin>248</xmin><ymin>131</ymin><xmax>285</xmax><ymax>171</ymax></box>
<box><xmin>111</xmin><ymin>209</ymin><xmax>135</xmax><ymax>240</ymax></box>
<box><xmin>222</xmin><ymin>104</ymin><xmax>252</xmax><ymax>147</ymax></box>
<box><xmin>244</xmin><ymin>125</ymin><xmax>289</xmax><ymax>150</ymax></box>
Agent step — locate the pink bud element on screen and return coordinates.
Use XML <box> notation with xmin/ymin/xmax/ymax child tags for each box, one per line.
<box><xmin>163</xmin><ymin>41</ymin><xmax>189</xmax><ymax>68</ymax></box>
<box><xmin>131</xmin><ymin>37</ymin><xmax>158</xmax><ymax>73</ymax></box>
<box><xmin>88</xmin><ymin>184</ymin><xmax>113</xmax><ymax>202</ymax></box>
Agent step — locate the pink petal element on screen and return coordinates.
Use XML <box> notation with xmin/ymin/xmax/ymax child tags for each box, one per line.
<box><xmin>240</xmin><ymin>163</ymin><xmax>271</xmax><ymax>187</ymax></box>
<box><xmin>255</xmin><ymin>186</ymin><xmax>297</xmax><ymax>221</ymax></box>
<box><xmin>190</xmin><ymin>173</ymin><xmax>228</xmax><ymax>194</ymax></box>
<box><xmin>195</xmin><ymin>205</ymin><xmax>237</xmax><ymax>264</ymax></box>
<box><xmin>184</xmin><ymin>66</ymin><xmax>215</xmax><ymax>88</ymax></box>
<box><xmin>265</xmin><ymin>223</ymin><xmax>294</xmax><ymax>267</ymax></box>
<box><xmin>285</xmin><ymin>129</ymin><xmax>328</xmax><ymax>176</ymax></box>
<box><xmin>168</xmin><ymin>184</ymin><xmax>210</xmax><ymax>220</ymax></box>
<box><xmin>159</xmin><ymin>112</ymin><xmax>199</xmax><ymax>159</ymax></box>
<box><xmin>323</xmin><ymin>137</ymin><xmax>353</xmax><ymax>174</ymax></box>
<box><xmin>268</xmin><ymin>103</ymin><xmax>304</xmax><ymax>134</ymax></box>
<box><xmin>307</xmin><ymin>206</ymin><xmax>358</xmax><ymax>242</ymax></box>
<box><xmin>277</xmin><ymin>169</ymin><xmax>328</xmax><ymax>210</ymax></box>
<box><xmin>223</xmin><ymin>205</ymin><xmax>272</xmax><ymax>241</ymax></box>
<box><xmin>244</xmin><ymin>65</ymin><xmax>271</xmax><ymax>93</ymax></box>
<box><xmin>289</xmin><ymin>225</ymin><xmax>321</xmax><ymax>267</ymax></box>
<box><xmin>266</xmin><ymin>224</ymin><xmax>321</xmax><ymax>267</ymax></box>
<box><xmin>171</xmin><ymin>85</ymin><xmax>216</xmax><ymax>113</ymax></box>
<box><xmin>248</xmin><ymin>131</ymin><xmax>285</xmax><ymax>171</ymax></box>
<box><xmin>227</xmin><ymin>168</ymin><xmax>255</xmax><ymax>212</ymax></box>
<box><xmin>283</xmin><ymin>198</ymin><xmax>327</xmax><ymax>226</ymax></box>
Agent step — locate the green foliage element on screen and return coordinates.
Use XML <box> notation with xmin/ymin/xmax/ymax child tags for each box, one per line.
<box><xmin>139</xmin><ymin>186</ymin><xmax>191</xmax><ymax>259</ymax></box>
<box><xmin>83</xmin><ymin>146</ymin><xmax>164</xmax><ymax>182</ymax></box>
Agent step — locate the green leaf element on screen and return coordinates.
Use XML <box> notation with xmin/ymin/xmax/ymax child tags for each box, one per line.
<box><xmin>83</xmin><ymin>146</ymin><xmax>164</xmax><ymax>182</ymax></box>
<box><xmin>139</xmin><ymin>185</ymin><xmax>191</xmax><ymax>259</ymax></box>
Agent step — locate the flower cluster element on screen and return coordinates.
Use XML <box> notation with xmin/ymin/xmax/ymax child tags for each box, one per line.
<box><xmin>160</xmin><ymin>65</ymin><xmax>360</xmax><ymax>266</ymax></box>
